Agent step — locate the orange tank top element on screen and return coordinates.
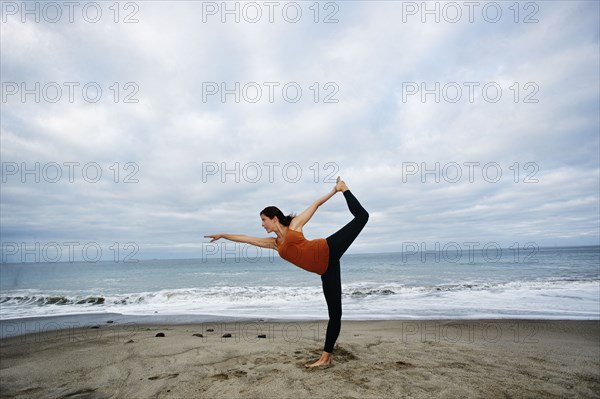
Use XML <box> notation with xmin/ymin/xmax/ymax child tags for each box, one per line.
<box><xmin>277</xmin><ymin>229</ymin><xmax>330</xmax><ymax>275</ymax></box>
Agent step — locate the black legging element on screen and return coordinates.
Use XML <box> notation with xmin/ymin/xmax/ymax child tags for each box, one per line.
<box><xmin>322</xmin><ymin>190</ymin><xmax>369</xmax><ymax>353</ymax></box>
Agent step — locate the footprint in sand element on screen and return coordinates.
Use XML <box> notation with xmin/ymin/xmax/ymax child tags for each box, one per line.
<box><xmin>330</xmin><ymin>346</ymin><xmax>357</xmax><ymax>362</ymax></box>
<box><xmin>148</xmin><ymin>373</ymin><xmax>179</xmax><ymax>380</ymax></box>
<box><xmin>394</xmin><ymin>361</ymin><xmax>415</xmax><ymax>369</ymax></box>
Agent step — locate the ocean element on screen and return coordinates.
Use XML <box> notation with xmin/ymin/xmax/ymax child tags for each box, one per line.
<box><xmin>1</xmin><ymin>246</ymin><xmax>598</xmax><ymax>330</ymax></box>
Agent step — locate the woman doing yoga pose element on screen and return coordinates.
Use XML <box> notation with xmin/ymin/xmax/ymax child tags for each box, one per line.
<box><xmin>205</xmin><ymin>177</ymin><xmax>369</xmax><ymax>368</ymax></box>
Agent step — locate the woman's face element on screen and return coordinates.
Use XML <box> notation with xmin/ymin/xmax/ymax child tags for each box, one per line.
<box><xmin>260</xmin><ymin>214</ymin><xmax>276</xmax><ymax>233</ymax></box>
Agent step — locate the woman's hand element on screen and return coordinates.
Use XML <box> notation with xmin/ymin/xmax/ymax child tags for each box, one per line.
<box><xmin>204</xmin><ymin>234</ymin><xmax>223</xmax><ymax>243</ymax></box>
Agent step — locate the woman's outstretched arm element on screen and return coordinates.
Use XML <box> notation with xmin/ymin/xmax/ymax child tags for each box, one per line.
<box><xmin>289</xmin><ymin>185</ymin><xmax>338</xmax><ymax>231</ymax></box>
<box><xmin>205</xmin><ymin>234</ymin><xmax>277</xmax><ymax>250</ymax></box>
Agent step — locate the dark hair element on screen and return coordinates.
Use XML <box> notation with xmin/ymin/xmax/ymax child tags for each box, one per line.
<box><xmin>260</xmin><ymin>206</ymin><xmax>295</xmax><ymax>227</ymax></box>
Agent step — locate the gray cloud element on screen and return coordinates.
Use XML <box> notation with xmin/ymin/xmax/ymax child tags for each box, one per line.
<box><xmin>1</xmin><ymin>1</ymin><xmax>598</xmax><ymax>261</ymax></box>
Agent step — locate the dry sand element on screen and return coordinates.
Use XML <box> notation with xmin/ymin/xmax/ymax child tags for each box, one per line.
<box><xmin>1</xmin><ymin>319</ymin><xmax>599</xmax><ymax>398</ymax></box>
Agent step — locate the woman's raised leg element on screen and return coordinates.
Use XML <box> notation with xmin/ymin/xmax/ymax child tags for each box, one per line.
<box><xmin>326</xmin><ymin>189</ymin><xmax>369</xmax><ymax>260</ymax></box>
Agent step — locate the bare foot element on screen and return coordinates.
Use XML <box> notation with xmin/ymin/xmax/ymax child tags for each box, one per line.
<box><xmin>304</xmin><ymin>352</ymin><xmax>333</xmax><ymax>368</ymax></box>
<box><xmin>335</xmin><ymin>176</ymin><xmax>349</xmax><ymax>193</ymax></box>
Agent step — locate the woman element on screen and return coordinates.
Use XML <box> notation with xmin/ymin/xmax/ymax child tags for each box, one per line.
<box><xmin>205</xmin><ymin>177</ymin><xmax>369</xmax><ymax>368</ymax></box>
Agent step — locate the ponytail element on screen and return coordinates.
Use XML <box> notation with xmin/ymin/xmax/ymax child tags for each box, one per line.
<box><xmin>260</xmin><ymin>206</ymin><xmax>295</xmax><ymax>227</ymax></box>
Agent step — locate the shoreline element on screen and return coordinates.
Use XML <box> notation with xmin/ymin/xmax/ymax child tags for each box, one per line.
<box><xmin>1</xmin><ymin>319</ymin><xmax>598</xmax><ymax>398</ymax></box>
<box><xmin>2</xmin><ymin>312</ymin><xmax>600</xmax><ymax>340</ymax></box>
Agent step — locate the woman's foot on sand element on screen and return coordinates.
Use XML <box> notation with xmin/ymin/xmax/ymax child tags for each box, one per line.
<box><xmin>304</xmin><ymin>352</ymin><xmax>333</xmax><ymax>369</ymax></box>
<box><xmin>335</xmin><ymin>176</ymin><xmax>349</xmax><ymax>193</ymax></box>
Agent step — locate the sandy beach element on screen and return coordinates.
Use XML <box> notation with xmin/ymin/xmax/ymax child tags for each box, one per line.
<box><xmin>1</xmin><ymin>319</ymin><xmax>598</xmax><ymax>398</ymax></box>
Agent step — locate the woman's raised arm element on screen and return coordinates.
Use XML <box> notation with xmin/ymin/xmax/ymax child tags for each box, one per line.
<box><xmin>289</xmin><ymin>184</ymin><xmax>338</xmax><ymax>231</ymax></box>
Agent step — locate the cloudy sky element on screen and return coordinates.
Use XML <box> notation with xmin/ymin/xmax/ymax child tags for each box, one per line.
<box><xmin>1</xmin><ymin>0</ymin><xmax>598</xmax><ymax>261</ymax></box>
